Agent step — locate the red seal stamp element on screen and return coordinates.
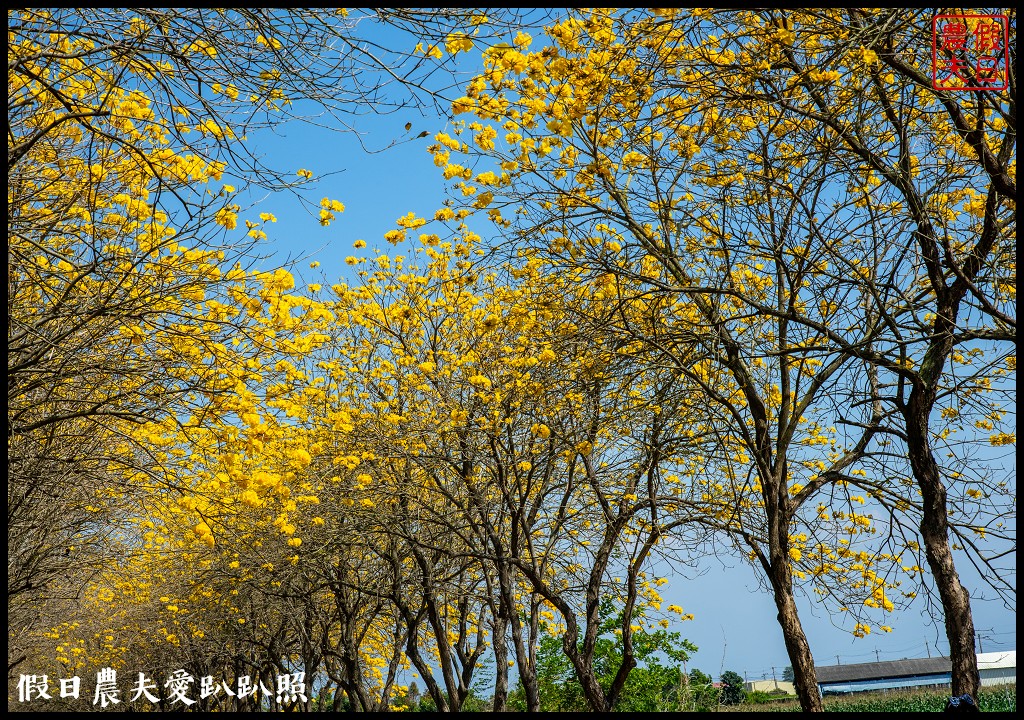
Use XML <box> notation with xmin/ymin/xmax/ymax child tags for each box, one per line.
<box><xmin>932</xmin><ymin>14</ymin><xmax>1009</xmax><ymax>91</ymax></box>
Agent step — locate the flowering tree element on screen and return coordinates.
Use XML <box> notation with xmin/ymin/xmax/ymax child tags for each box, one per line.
<box><xmin>430</xmin><ymin>7</ymin><xmax>1014</xmax><ymax>708</ymax></box>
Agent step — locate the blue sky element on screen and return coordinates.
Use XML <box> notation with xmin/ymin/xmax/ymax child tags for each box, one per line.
<box><xmin>223</xmin><ymin>16</ymin><xmax>1015</xmax><ymax>684</ymax></box>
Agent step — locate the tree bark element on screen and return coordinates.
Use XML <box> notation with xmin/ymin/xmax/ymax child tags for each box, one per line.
<box><xmin>906</xmin><ymin>388</ymin><xmax>980</xmax><ymax>698</ymax></box>
<box><xmin>491</xmin><ymin>613</ymin><xmax>509</xmax><ymax>711</ymax></box>
<box><xmin>770</xmin><ymin>572</ymin><xmax>822</xmax><ymax>712</ymax></box>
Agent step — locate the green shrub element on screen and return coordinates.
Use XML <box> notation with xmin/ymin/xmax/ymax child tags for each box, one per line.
<box><xmin>745</xmin><ymin>690</ymin><xmax>774</xmax><ymax>705</ymax></box>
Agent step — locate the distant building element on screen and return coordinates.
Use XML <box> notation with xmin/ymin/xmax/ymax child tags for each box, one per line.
<box><xmin>817</xmin><ymin>657</ymin><xmax>952</xmax><ymax>694</ymax></box>
<box><xmin>978</xmin><ymin>650</ymin><xmax>1016</xmax><ymax>687</ymax></box>
<box><xmin>744</xmin><ymin>679</ymin><xmax>796</xmax><ymax>695</ymax></box>
<box><xmin>816</xmin><ymin>651</ymin><xmax>1016</xmax><ymax>695</ymax></box>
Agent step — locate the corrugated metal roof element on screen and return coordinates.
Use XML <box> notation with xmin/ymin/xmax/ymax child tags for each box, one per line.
<box><xmin>820</xmin><ymin>674</ymin><xmax>951</xmax><ymax>694</ymax></box>
<box><xmin>978</xmin><ymin>651</ymin><xmax>1016</xmax><ymax>670</ymax></box>
<box><xmin>817</xmin><ymin>657</ymin><xmax>951</xmax><ymax>684</ymax></box>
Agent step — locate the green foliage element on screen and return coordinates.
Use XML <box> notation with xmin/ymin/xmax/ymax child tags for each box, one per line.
<box><xmin>736</xmin><ymin>686</ymin><xmax>1016</xmax><ymax>713</ymax></box>
<box><xmin>720</xmin><ymin>670</ymin><xmax>746</xmax><ymax>705</ymax></box>
<box><xmin>746</xmin><ymin>690</ymin><xmax>774</xmax><ymax>705</ymax></box>
<box><xmin>391</xmin><ymin>681</ymin><xmax>421</xmax><ymax>711</ymax></box>
<box><xmin>782</xmin><ymin>665</ymin><xmax>794</xmax><ymax>682</ymax></box>
<box><xmin>685</xmin><ymin>668</ymin><xmax>721</xmax><ymax>711</ymax></box>
<box><xmin>744</xmin><ymin>688</ymin><xmax>797</xmax><ymax>707</ymax></box>
<box><xmin>977</xmin><ymin>686</ymin><xmax>1018</xmax><ymax>713</ymax></box>
<box><xmin>511</xmin><ymin>596</ymin><xmax>697</xmax><ymax>711</ymax></box>
<box><xmin>394</xmin><ymin>679</ymin><xmax>492</xmax><ymax>712</ymax></box>
<box><xmin>820</xmin><ymin>687</ymin><xmax>1016</xmax><ymax>713</ymax></box>
<box><xmin>459</xmin><ymin>688</ymin><xmax>493</xmax><ymax>712</ymax></box>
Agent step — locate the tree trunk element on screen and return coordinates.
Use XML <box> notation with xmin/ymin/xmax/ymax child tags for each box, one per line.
<box><xmin>491</xmin><ymin>613</ymin><xmax>509</xmax><ymax>711</ymax></box>
<box><xmin>769</xmin><ymin>564</ymin><xmax>822</xmax><ymax>711</ymax></box>
<box><xmin>906</xmin><ymin>391</ymin><xmax>980</xmax><ymax>698</ymax></box>
<box><xmin>509</xmin><ymin>598</ymin><xmax>541</xmax><ymax>712</ymax></box>
<box><xmin>902</xmin><ymin>276</ymin><xmax>981</xmax><ymax>700</ymax></box>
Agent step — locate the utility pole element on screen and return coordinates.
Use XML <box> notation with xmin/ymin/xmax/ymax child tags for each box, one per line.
<box><xmin>976</xmin><ymin>632</ymin><xmax>985</xmax><ymax>653</ymax></box>
<box><xmin>925</xmin><ymin>642</ymin><xmax>931</xmax><ymax>658</ymax></box>
<box><xmin>874</xmin><ymin>648</ymin><xmax>880</xmax><ymax>662</ymax></box>
<box><xmin>836</xmin><ymin>655</ymin><xmax>841</xmax><ymax>665</ymax></box>
<box><xmin>772</xmin><ymin>666</ymin><xmax>778</xmax><ymax>690</ymax></box>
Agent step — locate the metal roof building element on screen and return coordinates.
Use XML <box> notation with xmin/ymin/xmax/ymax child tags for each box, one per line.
<box><xmin>978</xmin><ymin>650</ymin><xmax>1016</xmax><ymax>687</ymax></box>
<box><xmin>816</xmin><ymin>651</ymin><xmax>1015</xmax><ymax>694</ymax></box>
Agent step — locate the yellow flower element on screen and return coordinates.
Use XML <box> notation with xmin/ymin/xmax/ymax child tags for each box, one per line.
<box><xmin>445</xmin><ymin>33</ymin><xmax>474</xmax><ymax>55</ymax></box>
<box><xmin>214</xmin><ymin>207</ymin><xmax>238</xmax><ymax>230</ymax></box>
<box><xmin>469</xmin><ymin>374</ymin><xmax>492</xmax><ymax>389</ymax></box>
<box><xmin>256</xmin><ymin>35</ymin><xmax>282</xmax><ymax>50</ymax></box>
